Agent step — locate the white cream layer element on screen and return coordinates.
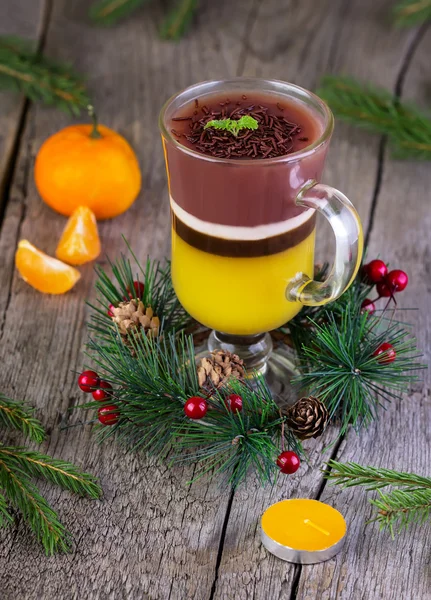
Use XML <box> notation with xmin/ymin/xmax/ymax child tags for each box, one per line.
<box><xmin>170</xmin><ymin>195</ymin><xmax>315</xmax><ymax>241</ymax></box>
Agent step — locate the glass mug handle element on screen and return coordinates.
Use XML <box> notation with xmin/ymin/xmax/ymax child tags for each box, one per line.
<box><xmin>287</xmin><ymin>181</ymin><xmax>364</xmax><ymax>306</ymax></box>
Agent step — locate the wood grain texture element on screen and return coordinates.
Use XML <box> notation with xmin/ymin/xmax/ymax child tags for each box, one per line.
<box><xmin>0</xmin><ymin>0</ymin><xmax>430</xmax><ymax>598</ymax></box>
<box><xmin>0</xmin><ymin>0</ymin><xmax>47</xmax><ymax>208</ymax></box>
<box><xmin>295</xmin><ymin>21</ymin><xmax>431</xmax><ymax>600</ymax></box>
<box><xmin>211</xmin><ymin>2</ymin><xmax>425</xmax><ymax>598</ymax></box>
<box><xmin>0</xmin><ymin>0</ymin><xmax>258</xmax><ymax>598</ymax></box>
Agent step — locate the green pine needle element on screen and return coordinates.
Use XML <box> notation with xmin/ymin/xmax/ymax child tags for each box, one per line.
<box><xmin>0</xmin><ymin>394</ymin><xmax>101</xmax><ymax>553</ymax></box>
<box><xmin>326</xmin><ymin>461</ymin><xmax>431</xmax><ymax>535</ymax></box>
<box><xmin>293</xmin><ymin>279</ymin><xmax>425</xmax><ymax>436</ymax></box>
<box><xmin>0</xmin><ymin>36</ymin><xmax>90</xmax><ymax>115</ymax></box>
<box><xmin>0</xmin><ymin>455</ymin><xmax>72</xmax><ymax>554</ymax></box>
<box><xmin>393</xmin><ymin>0</ymin><xmax>431</xmax><ymax>27</ymax></box>
<box><xmin>204</xmin><ymin>115</ymin><xmax>259</xmax><ymax>137</ymax></box>
<box><xmin>317</xmin><ymin>75</ymin><xmax>431</xmax><ymax>159</ymax></box>
<box><xmin>0</xmin><ymin>395</ymin><xmax>45</xmax><ymax>443</ymax></box>
<box><xmin>0</xmin><ymin>447</ymin><xmax>101</xmax><ymax>499</ymax></box>
<box><xmin>0</xmin><ymin>492</ymin><xmax>14</xmax><ymax>527</ymax></box>
<box><xmin>89</xmin><ymin>244</ymin><xmax>191</xmax><ymax>349</ymax></box>
<box><xmin>89</xmin><ymin>0</ymin><xmax>149</xmax><ymax>26</ymax></box>
<box><xmin>83</xmin><ymin>328</ymin><xmax>300</xmax><ymax>487</ymax></box>
<box><xmin>160</xmin><ymin>0</ymin><xmax>199</xmax><ymax>40</ymax></box>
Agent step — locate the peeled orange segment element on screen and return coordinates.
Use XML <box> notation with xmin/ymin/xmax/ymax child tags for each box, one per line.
<box><xmin>56</xmin><ymin>206</ymin><xmax>101</xmax><ymax>266</ymax></box>
<box><xmin>15</xmin><ymin>240</ymin><xmax>81</xmax><ymax>294</ymax></box>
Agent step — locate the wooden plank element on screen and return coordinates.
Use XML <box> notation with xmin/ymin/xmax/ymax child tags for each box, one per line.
<box><xmin>211</xmin><ymin>1</ymin><xmax>425</xmax><ymax>599</ymax></box>
<box><xmin>0</xmin><ymin>0</ymin><xmax>47</xmax><ymax>206</ymax></box>
<box><xmin>295</xmin><ymin>21</ymin><xmax>431</xmax><ymax>600</ymax></box>
<box><xmin>0</xmin><ymin>0</ymin><xmax>272</xmax><ymax>598</ymax></box>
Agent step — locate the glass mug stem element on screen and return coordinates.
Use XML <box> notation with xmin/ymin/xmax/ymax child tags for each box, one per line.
<box><xmin>208</xmin><ymin>331</ymin><xmax>273</xmax><ymax>376</ymax></box>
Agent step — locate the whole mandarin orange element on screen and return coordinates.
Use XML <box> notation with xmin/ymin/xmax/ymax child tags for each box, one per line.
<box><xmin>34</xmin><ymin>124</ymin><xmax>141</xmax><ymax>220</ymax></box>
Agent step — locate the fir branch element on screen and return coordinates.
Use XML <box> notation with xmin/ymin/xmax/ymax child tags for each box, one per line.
<box><xmin>294</xmin><ymin>287</ymin><xmax>425</xmax><ymax>435</ymax></box>
<box><xmin>0</xmin><ymin>36</ymin><xmax>90</xmax><ymax>115</ymax></box>
<box><xmin>160</xmin><ymin>0</ymin><xmax>199</xmax><ymax>41</ymax></box>
<box><xmin>82</xmin><ymin>331</ymin><xmax>300</xmax><ymax>487</ymax></box>
<box><xmin>0</xmin><ymin>454</ymin><xmax>72</xmax><ymax>554</ymax></box>
<box><xmin>393</xmin><ymin>0</ymin><xmax>431</xmax><ymax>27</ymax></box>
<box><xmin>0</xmin><ymin>447</ymin><xmax>101</xmax><ymax>499</ymax></box>
<box><xmin>176</xmin><ymin>377</ymin><xmax>301</xmax><ymax>487</ymax></box>
<box><xmin>326</xmin><ymin>461</ymin><xmax>431</xmax><ymax>534</ymax></box>
<box><xmin>0</xmin><ymin>393</ymin><xmax>101</xmax><ymax>553</ymax></box>
<box><xmin>89</xmin><ymin>246</ymin><xmax>191</xmax><ymax>348</ymax></box>
<box><xmin>86</xmin><ymin>330</ymin><xmax>201</xmax><ymax>454</ymax></box>
<box><xmin>317</xmin><ymin>75</ymin><xmax>431</xmax><ymax>159</ymax></box>
<box><xmin>89</xmin><ymin>0</ymin><xmax>149</xmax><ymax>26</ymax></box>
<box><xmin>371</xmin><ymin>488</ymin><xmax>431</xmax><ymax>533</ymax></box>
<box><xmin>0</xmin><ymin>492</ymin><xmax>14</xmax><ymax>527</ymax></box>
<box><xmin>326</xmin><ymin>461</ymin><xmax>431</xmax><ymax>490</ymax></box>
<box><xmin>0</xmin><ymin>395</ymin><xmax>45</xmax><ymax>443</ymax></box>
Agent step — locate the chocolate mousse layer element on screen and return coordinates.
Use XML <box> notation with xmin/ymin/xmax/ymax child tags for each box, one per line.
<box><xmin>172</xmin><ymin>211</ymin><xmax>316</xmax><ymax>258</ymax></box>
<box><xmin>163</xmin><ymin>91</ymin><xmax>328</xmax><ymax>228</ymax></box>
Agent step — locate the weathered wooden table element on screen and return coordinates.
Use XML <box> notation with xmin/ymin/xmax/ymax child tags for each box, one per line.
<box><xmin>1</xmin><ymin>1</ymin><xmax>430</xmax><ymax>598</ymax></box>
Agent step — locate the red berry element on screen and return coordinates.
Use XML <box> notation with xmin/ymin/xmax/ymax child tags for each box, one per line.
<box><xmin>376</xmin><ymin>281</ymin><xmax>392</xmax><ymax>297</ymax></box>
<box><xmin>276</xmin><ymin>451</ymin><xmax>300</xmax><ymax>474</ymax></box>
<box><xmin>373</xmin><ymin>342</ymin><xmax>396</xmax><ymax>364</ymax></box>
<box><xmin>363</xmin><ymin>259</ymin><xmax>388</xmax><ymax>284</ymax></box>
<box><xmin>227</xmin><ymin>393</ymin><xmax>243</xmax><ymax>413</ymax></box>
<box><xmin>386</xmin><ymin>270</ymin><xmax>408</xmax><ymax>293</ymax></box>
<box><xmin>361</xmin><ymin>298</ymin><xmax>376</xmax><ymax>315</ymax></box>
<box><xmin>78</xmin><ymin>370</ymin><xmax>100</xmax><ymax>393</ymax></box>
<box><xmin>133</xmin><ymin>281</ymin><xmax>145</xmax><ymax>298</ymax></box>
<box><xmin>98</xmin><ymin>405</ymin><xmax>120</xmax><ymax>425</ymax></box>
<box><xmin>92</xmin><ymin>381</ymin><xmax>113</xmax><ymax>402</ymax></box>
<box><xmin>107</xmin><ymin>303</ymin><xmax>116</xmax><ymax>317</ymax></box>
<box><xmin>184</xmin><ymin>396</ymin><xmax>208</xmax><ymax>419</ymax></box>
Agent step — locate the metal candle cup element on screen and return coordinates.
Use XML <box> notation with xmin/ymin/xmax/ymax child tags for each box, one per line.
<box><xmin>261</xmin><ymin>499</ymin><xmax>346</xmax><ymax>565</ymax></box>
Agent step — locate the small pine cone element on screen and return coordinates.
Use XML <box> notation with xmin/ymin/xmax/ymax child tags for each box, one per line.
<box><xmin>284</xmin><ymin>396</ymin><xmax>329</xmax><ymax>440</ymax></box>
<box><xmin>111</xmin><ymin>299</ymin><xmax>160</xmax><ymax>340</ymax></box>
<box><xmin>197</xmin><ymin>350</ymin><xmax>245</xmax><ymax>391</ymax></box>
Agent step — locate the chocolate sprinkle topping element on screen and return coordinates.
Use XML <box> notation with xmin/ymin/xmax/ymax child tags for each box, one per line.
<box><xmin>180</xmin><ymin>99</ymin><xmax>304</xmax><ymax>159</ymax></box>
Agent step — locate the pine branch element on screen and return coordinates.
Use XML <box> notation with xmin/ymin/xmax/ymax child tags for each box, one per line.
<box><xmin>0</xmin><ymin>447</ymin><xmax>101</xmax><ymax>499</ymax></box>
<box><xmin>160</xmin><ymin>0</ymin><xmax>199</xmax><ymax>41</ymax></box>
<box><xmin>0</xmin><ymin>36</ymin><xmax>90</xmax><ymax>115</ymax></box>
<box><xmin>394</xmin><ymin>0</ymin><xmax>431</xmax><ymax>27</ymax></box>
<box><xmin>326</xmin><ymin>461</ymin><xmax>431</xmax><ymax>534</ymax></box>
<box><xmin>89</xmin><ymin>245</ymin><xmax>191</xmax><ymax>348</ymax></box>
<box><xmin>293</xmin><ymin>281</ymin><xmax>425</xmax><ymax>435</ymax></box>
<box><xmin>371</xmin><ymin>488</ymin><xmax>431</xmax><ymax>533</ymax></box>
<box><xmin>0</xmin><ymin>393</ymin><xmax>101</xmax><ymax>552</ymax></box>
<box><xmin>0</xmin><ymin>395</ymin><xmax>45</xmax><ymax>443</ymax></box>
<box><xmin>82</xmin><ymin>329</ymin><xmax>301</xmax><ymax>487</ymax></box>
<box><xmin>89</xmin><ymin>0</ymin><xmax>149</xmax><ymax>26</ymax></box>
<box><xmin>0</xmin><ymin>454</ymin><xmax>72</xmax><ymax>554</ymax></box>
<box><xmin>0</xmin><ymin>492</ymin><xmax>14</xmax><ymax>527</ymax></box>
<box><xmin>317</xmin><ymin>75</ymin><xmax>431</xmax><ymax>159</ymax></box>
<box><xmin>325</xmin><ymin>461</ymin><xmax>431</xmax><ymax>490</ymax></box>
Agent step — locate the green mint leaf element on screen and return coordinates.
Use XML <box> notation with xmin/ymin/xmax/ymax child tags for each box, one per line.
<box><xmin>204</xmin><ymin>116</ymin><xmax>259</xmax><ymax>136</ymax></box>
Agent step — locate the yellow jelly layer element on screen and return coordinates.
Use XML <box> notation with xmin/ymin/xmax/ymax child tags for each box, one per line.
<box><xmin>262</xmin><ymin>499</ymin><xmax>346</xmax><ymax>551</ymax></box>
<box><xmin>171</xmin><ymin>227</ymin><xmax>315</xmax><ymax>335</ymax></box>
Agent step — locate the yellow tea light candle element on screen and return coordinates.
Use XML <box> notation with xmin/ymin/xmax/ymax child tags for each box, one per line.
<box><xmin>261</xmin><ymin>499</ymin><xmax>346</xmax><ymax>564</ymax></box>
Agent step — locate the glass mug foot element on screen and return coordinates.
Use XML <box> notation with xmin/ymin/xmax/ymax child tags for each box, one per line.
<box><xmin>197</xmin><ymin>331</ymin><xmax>300</xmax><ymax>407</ymax></box>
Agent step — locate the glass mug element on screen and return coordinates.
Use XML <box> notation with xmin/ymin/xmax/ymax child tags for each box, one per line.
<box><xmin>159</xmin><ymin>78</ymin><xmax>363</xmax><ymax>382</ymax></box>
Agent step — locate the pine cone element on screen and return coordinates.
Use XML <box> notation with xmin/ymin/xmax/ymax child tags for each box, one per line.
<box><xmin>197</xmin><ymin>350</ymin><xmax>245</xmax><ymax>391</ymax></box>
<box><xmin>284</xmin><ymin>396</ymin><xmax>329</xmax><ymax>440</ymax></box>
<box><xmin>111</xmin><ymin>299</ymin><xmax>160</xmax><ymax>340</ymax></box>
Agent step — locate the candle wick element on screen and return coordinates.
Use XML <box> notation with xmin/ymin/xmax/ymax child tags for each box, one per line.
<box><xmin>304</xmin><ymin>519</ymin><xmax>330</xmax><ymax>536</ymax></box>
